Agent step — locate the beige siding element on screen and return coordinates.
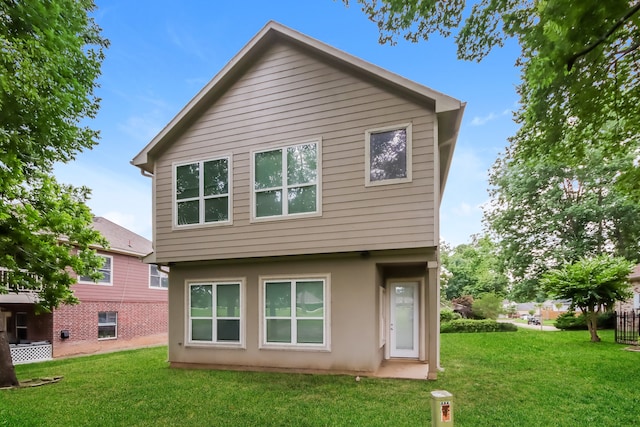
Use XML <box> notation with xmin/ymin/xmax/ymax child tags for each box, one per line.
<box><xmin>168</xmin><ymin>250</ymin><xmax>434</xmax><ymax>373</ymax></box>
<box><xmin>154</xmin><ymin>42</ymin><xmax>437</xmax><ymax>263</ymax></box>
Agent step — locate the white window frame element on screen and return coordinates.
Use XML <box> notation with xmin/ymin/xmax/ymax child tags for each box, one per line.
<box><xmin>149</xmin><ymin>264</ymin><xmax>169</xmax><ymax>289</ymax></box>
<box><xmin>634</xmin><ymin>292</ymin><xmax>640</xmax><ymax>310</ymax></box>
<box><xmin>98</xmin><ymin>311</ymin><xmax>117</xmax><ymax>340</ymax></box>
<box><xmin>250</xmin><ymin>139</ymin><xmax>322</xmax><ymax>222</ymax></box>
<box><xmin>173</xmin><ymin>155</ymin><xmax>233</xmax><ymax>229</ymax></box>
<box><xmin>186</xmin><ymin>278</ymin><xmax>246</xmax><ymax>348</ymax></box>
<box><xmin>259</xmin><ymin>274</ymin><xmax>331</xmax><ymax>351</ymax></box>
<box><xmin>365</xmin><ymin>123</ymin><xmax>412</xmax><ymax>187</ymax></box>
<box><xmin>78</xmin><ymin>254</ymin><xmax>113</xmax><ymax>286</ymax></box>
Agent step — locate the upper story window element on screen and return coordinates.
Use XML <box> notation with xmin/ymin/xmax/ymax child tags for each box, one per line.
<box><xmin>252</xmin><ymin>140</ymin><xmax>320</xmax><ymax>220</ymax></box>
<box><xmin>78</xmin><ymin>254</ymin><xmax>113</xmax><ymax>285</ymax></box>
<box><xmin>175</xmin><ymin>156</ymin><xmax>231</xmax><ymax>227</ymax></box>
<box><xmin>149</xmin><ymin>264</ymin><xmax>168</xmax><ymax>289</ymax></box>
<box><xmin>365</xmin><ymin>123</ymin><xmax>412</xmax><ymax>186</ymax></box>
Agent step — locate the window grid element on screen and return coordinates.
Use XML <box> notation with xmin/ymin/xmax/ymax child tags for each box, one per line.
<box><xmin>188</xmin><ymin>282</ymin><xmax>242</xmax><ymax>345</ymax></box>
<box><xmin>79</xmin><ymin>255</ymin><xmax>113</xmax><ymax>285</ymax></box>
<box><xmin>175</xmin><ymin>156</ymin><xmax>230</xmax><ymax>227</ymax></box>
<box><xmin>253</xmin><ymin>141</ymin><xmax>319</xmax><ymax>220</ymax></box>
<box><xmin>263</xmin><ymin>279</ymin><xmax>326</xmax><ymax>347</ymax></box>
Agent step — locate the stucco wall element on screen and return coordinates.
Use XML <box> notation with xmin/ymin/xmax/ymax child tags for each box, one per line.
<box><xmin>167</xmin><ymin>249</ymin><xmax>435</xmax><ymax>374</ymax></box>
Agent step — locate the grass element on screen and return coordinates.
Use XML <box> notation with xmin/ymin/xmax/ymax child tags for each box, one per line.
<box><xmin>1</xmin><ymin>329</ymin><xmax>638</xmax><ymax>426</ymax></box>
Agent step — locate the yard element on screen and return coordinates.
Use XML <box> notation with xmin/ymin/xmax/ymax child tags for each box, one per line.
<box><xmin>1</xmin><ymin>329</ymin><xmax>638</xmax><ymax>426</ymax></box>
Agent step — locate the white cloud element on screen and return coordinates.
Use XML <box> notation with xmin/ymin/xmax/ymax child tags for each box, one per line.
<box><xmin>54</xmin><ymin>162</ymin><xmax>152</xmax><ymax>239</ymax></box>
<box><xmin>470</xmin><ymin>109</ymin><xmax>511</xmax><ymax>126</ymax></box>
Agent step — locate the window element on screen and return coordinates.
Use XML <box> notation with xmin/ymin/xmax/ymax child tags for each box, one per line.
<box><xmin>16</xmin><ymin>312</ymin><xmax>27</xmax><ymax>341</ymax></box>
<box><xmin>79</xmin><ymin>255</ymin><xmax>113</xmax><ymax>285</ymax></box>
<box><xmin>253</xmin><ymin>140</ymin><xmax>320</xmax><ymax>220</ymax></box>
<box><xmin>365</xmin><ymin>123</ymin><xmax>412</xmax><ymax>186</ymax></box>
<box><xmin>149</xmin><ymin>264</ymin><xmax>169</xmax><ymax>289</ymax></box>
<box><xmin>634</xmin><ymin>292</ymin><xmax>640</xmax><ymax>310</ymax></box>
<box><xmin>260</xmin><ymin>275</ymin><xmax>330</xmax><ymax>350</ymax></box>
<box><xmin>188</xmin><ymin>280</ymin><xmax>244</xmax><ymax>346</ymax></box>
<box><xmin>175</xmin><ymin>156</ymin><xmax>231</xmax><ymax>226</ymax></box>
<box><xmin>98</xmin><ymin>311</ymin><xmax>117</xmax><ymax>340</ymax></box>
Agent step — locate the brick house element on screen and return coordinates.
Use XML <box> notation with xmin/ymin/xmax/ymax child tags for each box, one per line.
<box><xmin>1</xmin><ymin>217</ymin><xmax>168</xmax><ymax>363</ymax></box>
<box><xmin>617</xmin><ymin>263</ymin><xmax>640</xmax><ymax>312</ymax></box>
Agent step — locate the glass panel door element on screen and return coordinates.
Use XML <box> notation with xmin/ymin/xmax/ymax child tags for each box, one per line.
<box><xmin>389</xmin><ymin>282</ymin><xmax>419</xmax><ymax>358</ymax></box>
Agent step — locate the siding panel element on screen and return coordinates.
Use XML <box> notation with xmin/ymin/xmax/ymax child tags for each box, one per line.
<box><xmin>153</xmin><ymin>41</ymin><xmax>438</xmax><ymax>262</ymax></box>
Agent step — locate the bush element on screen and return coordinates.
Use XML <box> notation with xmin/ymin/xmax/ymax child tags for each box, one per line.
<box><xmin>441</xmin><ymin>319</ymin><xmax>518</xmax><ymax>333</ymax></box>
<box><xmin>554</xmin><ymin>310</ymin><xmax>616</xmax><ymax>330</ymax></box>
<box><xmin>440</xmin><ymin>309</ymin><xmax>461</xmax><ymax>323</ymax></box>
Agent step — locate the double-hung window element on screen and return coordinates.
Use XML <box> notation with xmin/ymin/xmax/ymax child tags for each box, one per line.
<box><xmin>149</xmin><ymin>264</ymin><xmax>168</xmax><ymax>289</ymax></box>
<box><xmin>79</xmin><ymin>254</ymin><xmax>113</xmax><ymax>285</ymax></box>
<box><xmin>260</xmin><ymin>275</ymin><xmax>330</xmax><ymax>350</ymax></box>
<box><xmin>365</xmin><ymin>123</ymin><xmax>412</xmax><ymax>186</ymax></box>
<box><xmin>253</xmin><ymin>140</ymin><xmax>320</xmax><ymax>219</ymax></box>
<box><xmin>188</xmin><ymin>280</ymin><xmax>244</xmax><ymax>347</ymax></box>
<box><xmin>175</xmin><ymin>156</ymin><xmax>231</xmax><ymax>226</ymax></box>
<box><xmin>98</xmin><ymin>311</ymin><xmax>117</xmax><ymax>340</ymax></box>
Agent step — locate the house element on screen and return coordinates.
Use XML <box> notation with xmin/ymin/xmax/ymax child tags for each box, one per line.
<box><xmin>0</xmin><ymin>217</ymin><xmax>168</xmax><ymax>364</ymax></box>
<box><xmin>131</xmin><ymin>22</ymin><xmax>464</xmax><ymax>379</ymax></box>
<box><xmin>618</xmin><ymin>263</ymin><xmax>640</xmax><ymax>312</ymax></box>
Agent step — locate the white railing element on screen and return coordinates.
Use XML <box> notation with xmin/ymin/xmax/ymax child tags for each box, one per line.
<box><xmin>0</xmin><ymin>268</ymin><xmax>42</xmax><ymax>293</ymax></box>
<box><xmin>10</xmin><ymin>342</ymin><xmax>53</xmax><ymax>365</ymax></box>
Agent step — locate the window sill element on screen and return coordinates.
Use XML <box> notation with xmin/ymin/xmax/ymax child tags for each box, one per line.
<box><xmin>186</xmin><ymin>342</ymin><xmax>245</xmax><ymax>350</ymax></box>
<box><xmin>259</xmin><ymin>344</ymin><xmax>330</xmax><ymax>352</ymax></box>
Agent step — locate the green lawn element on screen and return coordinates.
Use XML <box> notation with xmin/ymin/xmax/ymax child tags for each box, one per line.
<box><xmin>1</xmin><ymin>329</ymin><xmax>638</xmax><ymax>426</ymax></box>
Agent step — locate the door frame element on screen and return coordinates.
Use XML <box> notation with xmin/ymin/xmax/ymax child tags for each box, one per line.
<box><xmin>384</xmin><ymin>278</ymin><xmax>424</xmax><ymax>360</ymax></box>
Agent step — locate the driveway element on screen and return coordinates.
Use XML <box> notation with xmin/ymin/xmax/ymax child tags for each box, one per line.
<box><xmin>499</xmin><ymin>319</ymin><xmax>559</xmax><ymax>331</ymax></box>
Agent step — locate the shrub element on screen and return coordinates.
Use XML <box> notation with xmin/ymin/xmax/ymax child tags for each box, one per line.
<box><xmin>441</xmin><ymin>319</ymin><xmax>518</xmax><ymax>333</ymax></box>
<box><xmin>554</xmin><ymin>310</ymin><xmax>616</xmax><ymax>330</ymax></box>
<box><xmin>440</xmin><ymin>309</ymin><xmax>461</xmax><ymax>323</ymax></box>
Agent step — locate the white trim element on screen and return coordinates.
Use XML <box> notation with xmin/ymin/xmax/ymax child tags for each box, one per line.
<box><xmin>185</xmin><ymin>278</ymin><xmax>246</xmax><ymax>349</ymax></box>
<box><xmin>379</xmin><ymin>287</ymin><xmax>386</xmax><ymax>348</ymax></box>
<box><xmin>149</xmin><ymin>264</ymin><xmax>169</xmax><ymax>290</ymax></box>
<box><xmin>98</xmin><ymin>311</ymin><xmax>117</xmax><ymax>340</ymax></box>
<box><xmin>77</xmin><ymin>254</ymin><xmax>114</xmax><ymax>286</ymax></box>
<box><xmin>172</xmin><ymin>154</ymin><xmax>233</xmax><ymax>230</ymax></box>
<box><xmin>365</xmin><ymin>123</ymin><xmax>413</xmax><ymax>187</ymax></box>
<box><xmin>250</xmin><ymin>138</ymin><xmax>322</xmax><ymax>223</ymax></box>
<box><xmin>387</xmin><ymin>280</ymin><xmax>420</xmax><ymax>359</ymax></box>
<box><xmin>258</xmin><ymin>273</ymin><xmax>331</xmax><ymax>352</ymax></box>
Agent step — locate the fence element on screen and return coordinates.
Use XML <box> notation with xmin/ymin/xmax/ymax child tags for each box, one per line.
<box><xmin>615</xmin><ymin>311</ymin><xmax>639</xmax><ymax>345</ymax></box>
<box><xmin>10</xmin><ymin>342</ymin><xmax>53</xmax><ymax>365</ymax></box>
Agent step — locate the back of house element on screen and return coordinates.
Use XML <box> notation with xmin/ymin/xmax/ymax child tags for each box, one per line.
<box><xmin>132</xmin><ymin>22</ymin><xmax>464</xmax><ymax>379</ymax></box>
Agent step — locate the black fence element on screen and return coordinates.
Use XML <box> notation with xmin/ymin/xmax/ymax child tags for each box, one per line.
<box><xmin>615</xmin><ymin>311</ymin><xmax>639</xmax><ymax>345</ymax></box>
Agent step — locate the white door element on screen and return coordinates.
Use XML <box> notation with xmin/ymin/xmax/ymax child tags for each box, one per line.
<box><xmin>389</xmin><ymin>282</ymin><xmax>419</xmax><ymax>358</ymax></box>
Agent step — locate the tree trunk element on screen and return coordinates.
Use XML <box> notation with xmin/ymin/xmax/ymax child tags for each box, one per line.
<box><xmin>586</xmin><ymin>312</ymin><xmax>601</xmax><ymax>342</ymax></box>
<box><xmin>0</xmin><ymin>330</ymin><xmax>19</xmax><ymax>387</ymax></box>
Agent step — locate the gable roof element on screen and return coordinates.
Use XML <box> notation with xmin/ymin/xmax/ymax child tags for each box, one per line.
<box><xmin>131</xmin><ymin>21</ymin><xmax>465</xmax><ymax>196</ymax></box>
<box><xmin>92</xmin><ymin>217</ymin><xmax>152</xmax><ymax>257</ymax></box>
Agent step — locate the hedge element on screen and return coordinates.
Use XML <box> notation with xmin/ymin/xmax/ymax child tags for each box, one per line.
<box><xmin>441</xmin><ymin>319</ymin><xmax>518</xmax><ymax>333</ymax></box>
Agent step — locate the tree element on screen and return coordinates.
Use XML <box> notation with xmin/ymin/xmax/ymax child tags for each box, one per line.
<box><xmin>472</xmin><ymin>293</ymin><xmax>503</xmax><ymax>320</ymax></box>
<box><xmin>541</xmin><ymin>255</ymin><xmax>633</xmax><ymax>342</ymax></box>
<box><xmin>0</xmin><ymin>0</ymin><xmax>108</xmax><ymax>387</ymax></box>
<box><xmin>440</xmin><ymin>235</ymin><xmax>508</xmax><ymax>300</ymax></box>
<box><xmin>486</xmin><ymin>146</ymin><xmax>640</xmax><ymax>301</ymax></box>
<box><xmin>345</xmin><ymin>0</ymin><xmax>640</xmax><ymax>197</ymax></box>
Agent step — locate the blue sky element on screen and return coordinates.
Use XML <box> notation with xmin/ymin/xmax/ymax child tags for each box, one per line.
<box><xmin>54</xmin><ymin>0</ymin><xmax>521</xmax><ymax>246</ymax></box>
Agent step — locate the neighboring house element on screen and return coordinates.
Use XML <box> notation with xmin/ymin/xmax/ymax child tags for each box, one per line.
<box><xmin>131</xmin><ymin>22</ymin><xmax>464</xmax><ymax>379</ymax></box>
<box><xmin>0</xmin><ymin>217</ymin><xmax>168</xmax><ymax>364</ymax></box>
<box><xmin>618</xmin><ymin>263</ymin><xmax>640</xmax><ymax>312</ymax></box>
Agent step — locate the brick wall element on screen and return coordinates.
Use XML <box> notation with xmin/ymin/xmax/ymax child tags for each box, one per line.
<box><xmin>52</xmin><ymin>301</ymin><xmax>168</xmax><ymax>357</ymax></box>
